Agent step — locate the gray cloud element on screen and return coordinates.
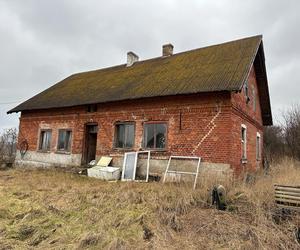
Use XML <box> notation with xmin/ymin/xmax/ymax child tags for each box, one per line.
<box><xmin>1</xmin><ymin>0</ymin><xmax>299</xmax><ymax>130</ymax></box>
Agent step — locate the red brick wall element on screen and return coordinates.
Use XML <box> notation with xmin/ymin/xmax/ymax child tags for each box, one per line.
<box><xmin>19</xmin><ymin>92</ymin><xmax>233</xmax><ymax>164</ymax></box>
<box><xmin>18</xmin><ymin>65</ymin><xmax>265</xmax><ymax>174</ymax></box>
<box><xmin>230</xmin><ymin>66</ymin><xmax>263</xmax><ymax>174</ymax></box>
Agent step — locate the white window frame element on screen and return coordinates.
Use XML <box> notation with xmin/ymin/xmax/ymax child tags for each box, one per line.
<box><xmin>114</xmin><ymin>122</ymin><xmax>135</xmax><ymax>149</ymax></box>
<box><xmin>256</xmin><ymin>132</ymin><xmax>261</xmax><ymax>160</ymax></box>
<box><xmin>38</xmin><ymin>129</ymin><xmax>52</xmax><ymax>152</ymax></box>
<box><xmin>241</xmin><ymin>124</ymin><xmax>247</xmax><ymax>162</ymax></box>
<box><xmin>57</xmin><ymin>129</ymin><xmax>72</xmax><ymax>152</ymax></box>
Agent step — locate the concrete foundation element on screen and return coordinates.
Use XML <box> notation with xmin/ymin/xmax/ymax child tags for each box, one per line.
<box><xmin>14</xmin><ymin>150</ymin><xmax>82</xmax><ymax>168</ymax></box>
<box><xmin>105</xmin><ymin>155</ymin><xmax>232</xmax><ymax>178</ymax></box>
<box><xmin>14</xmin><ymin>150</ymin><xmax>233</xmax><ymax>181</ymax></box>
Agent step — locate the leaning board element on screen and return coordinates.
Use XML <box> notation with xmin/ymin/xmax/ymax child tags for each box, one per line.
<box><xmin>274</xmin><ymin>184</ymin><xmax>300</xmax><ymax>211</ymax></box>
<box><xmin>122</xmin><ymin>152</ymin><xmax>138</xmax><ymax>181</ymax></box>
<box><xmin>163</xmin><ymin>156</ymin><xmax>201</xmax><ymax>189</ymax></box>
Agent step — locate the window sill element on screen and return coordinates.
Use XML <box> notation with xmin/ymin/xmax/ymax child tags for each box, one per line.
<box><xmin>113</xmin><ymin>148</ymin><xmax>135</xmax><ymax>152</ymax></box>
<box><xmin>241</xmin><ymin>158</ymin><xmax>248</xmax><ymax>164</ymax></box>
<box><xmin>37</xmin><ymin>150</ymin><xmax>51</xmax><ymax>153</ymax></box>
<box><xmin>142</xmin><ymin>148</ymin><xmax>167</xmax><ymax>152</ymax></box>
<box><xmin>55</xmin><ymin>150</ymin><xmax>71</xmax><ymax>155</ymax></box>
<box><xmin>112</xmin><ymin>148</ymin><xmax>167</xmax><ymax>153</ymax></box>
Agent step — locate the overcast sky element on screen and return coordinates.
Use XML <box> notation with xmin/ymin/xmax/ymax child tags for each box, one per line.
<box><xmin>1</xmin><ymin>0</ymin><xmax>299</xmax><ymax>131</ymax></box>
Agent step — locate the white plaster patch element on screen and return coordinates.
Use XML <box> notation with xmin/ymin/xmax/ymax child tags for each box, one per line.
<box><xmin>15</xmin><ymin>150</ymin><xmax>82</xmax><ymax>168</ymax></box>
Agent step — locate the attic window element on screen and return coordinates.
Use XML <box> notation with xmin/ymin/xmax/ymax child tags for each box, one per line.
<box><xmin>87</xmin><ymin>104</ymin><xmax>97</xmax><ymax>113</ymax></box>
<box><xmin>244</xmin><ymin>80</ymin><xmax>250</xmax><ymax>104</ymax></box>
<box><xmin>252</xmin><ymin>86</ymin><xmax>256</xmax><ymax>112</ymax></box>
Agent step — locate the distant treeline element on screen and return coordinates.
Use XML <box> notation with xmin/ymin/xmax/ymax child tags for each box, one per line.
<box><xmin>0</xmin><ymin>128</ymin><xmax>17</xmax><ymax>163</ymax></box>
<box><xmin>264</xmin><ymin>104</ymin><xmax>300</xmax><ymax>162</ymax></box>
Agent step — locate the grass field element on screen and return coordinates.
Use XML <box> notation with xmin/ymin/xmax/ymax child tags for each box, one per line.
<box><xmin>0</xmin><ymin>159</ymin><xmax>299</xmax><ymax>249</ymax></box>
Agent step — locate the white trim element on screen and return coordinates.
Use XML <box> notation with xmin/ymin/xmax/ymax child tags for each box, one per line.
<box><xmin>121</xmin><ymin>152</ymin><xmax>138</xmax><ymax>181</ymax></box>
<box><xmin>121</xmin><ymin>151</ymin><xmax>151</xmax><ymax>182</ymax></box>
<box><xmin>241</xmin><ymin>124</ymin><xmax>247</xmax><ymax>161</ymax></box>
<box><xmin>136</xmin><ymin>151</ymin><xmax>150</xmax><ymax>182</ymax></box>
<box><xmin>163</xmin><ymin>156</ymin><xmax>201</xmax><ymax>189</ymax></box>
<box><xmin>256</xmin><ymin>132</ymin><xmax>261</xmax><ymax>160</ymax></box>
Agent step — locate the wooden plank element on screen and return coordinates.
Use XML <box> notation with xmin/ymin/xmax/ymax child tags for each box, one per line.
<box><xmin>275</xmin><ymin>198</ymin><xmax>300</xmax><ymax>205</ymax></box>
<box><xmin>275</xmin><ymin>191</ymin><xmax>300</xmax><ymax>197</ymax></box>
<box><xmin>274</xmin><ymin>184</ymin><xmax>300</xmax><ymax>210</ymax></box>
<box><xmin>275</xmin><ymin>194</ymin><xmax>300</xmax><ymax>201</ymax></box>
<box><xmin>274</xmin><ymin>186</ymin><xmax>300</xmax><ymax>193</ymax></box>
<box><xmin>274</xmin><ymin>184</ymin><xmax>300</xmax><ymax>188</ymax></box>
<box><xmin>276</xmin><ymin>203</ymin><xmax>300</xmax><ymax>211</ymax></box>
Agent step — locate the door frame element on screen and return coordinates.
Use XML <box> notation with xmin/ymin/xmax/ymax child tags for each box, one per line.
<box><xmin>82</xmin><ymin>122</ymin><xmax>98</xmax><ymax>165</ymax></box>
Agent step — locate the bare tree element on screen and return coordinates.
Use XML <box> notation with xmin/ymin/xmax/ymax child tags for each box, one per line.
<box><xmin>0</xmin><ymin>128</ymin><xmax>17</xmax><ymax>164</ymax></box>
<box><xmin>263</xmin><ymin>125</ymin><xmax>285</xmax><ymax>162</ymax></box>
<box><xmin>282</xmin><ymin>104</ymin><xmax>300</xmax><ymax>160</ymax></box>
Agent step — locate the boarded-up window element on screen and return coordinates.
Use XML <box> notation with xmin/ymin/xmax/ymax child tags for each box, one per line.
<box><xmin>241</xmin><ymin>125</ymin><xmax>247</xmax><ymax>160</ymax></box>
<box><xmin>57</xmin><ymin>130</ymin><xmax>72</xmax><ymax>152</ymax></box>
<box><xmin>115</xmin><ymin>123</ymin><xmax>135</xmax><ymax>148</ymax></box>
<box><xmin>39</xmin><ymin>130</ymin><xmax>52</xmax><ymax>151</ymax></box>
<box><xmin>143</xmin><ymin>123</ymin><xmax>167</xmax><ymax>149</ymax></box>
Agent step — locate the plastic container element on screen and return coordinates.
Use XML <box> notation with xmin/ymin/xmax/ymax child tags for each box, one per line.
<box><xmin>87</xmin><ymin>166</ymin><xmax>120</xmax><ymax>180</ymax></box>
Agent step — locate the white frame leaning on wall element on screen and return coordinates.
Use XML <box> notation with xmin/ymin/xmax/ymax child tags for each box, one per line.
<box><xmin>121</xmin><ymin>151</ymin><xmax>151</xmax><ymax>182</ymax></box>
<box><xmin>163</xmin><ymin>156</ymin><xmax>201</xmax><ymax>189</ymax></box>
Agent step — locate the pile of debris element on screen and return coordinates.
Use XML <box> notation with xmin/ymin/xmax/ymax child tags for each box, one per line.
<box><xmin>83</xmin><ymin>152</ymin><xmax>202</xmax><ymax>189</ymax></box>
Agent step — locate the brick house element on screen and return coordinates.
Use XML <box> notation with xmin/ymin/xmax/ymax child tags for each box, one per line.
<box><xmin>8</xmin><ymin>35</ymin><xmax>272</xmax><ymax>175</ymax></box>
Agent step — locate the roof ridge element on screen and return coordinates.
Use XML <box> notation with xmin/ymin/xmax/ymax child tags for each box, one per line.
<box><xmin>71</xmin><ymin>35</ymin><xmax>263</xmax><ymax>77</ymax></box>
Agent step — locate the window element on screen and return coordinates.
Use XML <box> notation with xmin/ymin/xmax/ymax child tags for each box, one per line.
<box><xmin>57</xmin><ymin>130</ymin><xmax>72</xmax><ymax>152</ymax></box>
<box><xmin>114</xmin><ymin>123</ymin><xmax>135</xmax><ymax>148</ymax></box>
<box><xmin>244</xmin><ymin>80</ymin><xmax>250</xmax><ymax>104</ymax></box>
<box><xmin>143</xmin><ymin>123</ymin><xmax>167</xmax><ymax>149</ymax></box>
<box><xmin>256</xmin><ymin>132</ymin><xmax>261</xmax><ymax>160</ymax></box>
<box><xmin>39</xmin><ymin>130</ymin><xmax>52</xmax><ymax>151</ymax></box>
<box><xmin>241</xmin><ymin>125</ymin><xmax>247</xmax><ymax>160</ymax></box>
<box><xmin>87</xmin><ymin>104</ymin><xmax>97</xmax><ymax>113</ymax></box>
<box><xmin>252</xmin><ymin>87</ymin><xmax>256</xmax><ymax>112</ymax></box>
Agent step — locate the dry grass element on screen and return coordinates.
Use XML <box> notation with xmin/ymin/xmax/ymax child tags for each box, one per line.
<box><xmin>0</xmin><ymin>159</ymin><xmax>299</xmax><ymax>249</ymax></box>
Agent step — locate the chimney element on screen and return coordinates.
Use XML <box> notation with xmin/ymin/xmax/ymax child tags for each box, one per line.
<box><xmin>127</xmin><ymin>51</ymin><xmax>139</xmax><ymax>67</ymax></box>
<box><xmin>162</xmin><ymin>43</ymin><xmax>174</xmax><ymax>57</ymax></box>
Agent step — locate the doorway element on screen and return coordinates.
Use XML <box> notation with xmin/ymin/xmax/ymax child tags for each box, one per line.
<box><xmin>83</xmin><ymin>124</ymin><xmax>98</xmax><ymax>164</ymax></box>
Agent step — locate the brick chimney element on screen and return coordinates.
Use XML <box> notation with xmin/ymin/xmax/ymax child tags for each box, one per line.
<box><xmin>162</xmin><ymin>43</ymin><xmax>174</xmax><ymax>57</ymax></box>
<box><xmin>127</xmin><ymin>51</ymin><xmax>139</xmax><ymax>67</ymax></box>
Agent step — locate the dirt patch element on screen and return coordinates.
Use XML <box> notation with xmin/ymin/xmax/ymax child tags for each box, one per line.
<box><xmin>15</xmin><ymin>225</ymin><xmax>35</xmax><ymax>241</ymax></box>
<box><xmin>77</xmin><ymin>233</ymin><xmax>103</xmax><ymax>249</ymax></box>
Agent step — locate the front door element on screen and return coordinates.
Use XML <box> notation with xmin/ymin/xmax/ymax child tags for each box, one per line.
<box><xmin>84</xmin><ymin>124</ymin><xmax>98</xmax><ymax>164</ymax></box>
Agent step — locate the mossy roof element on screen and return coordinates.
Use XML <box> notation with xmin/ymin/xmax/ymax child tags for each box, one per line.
<box><xmin>8</xmin><ymin>35</ymin><xmax>272</xmax><ymax>124</ymax></box>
